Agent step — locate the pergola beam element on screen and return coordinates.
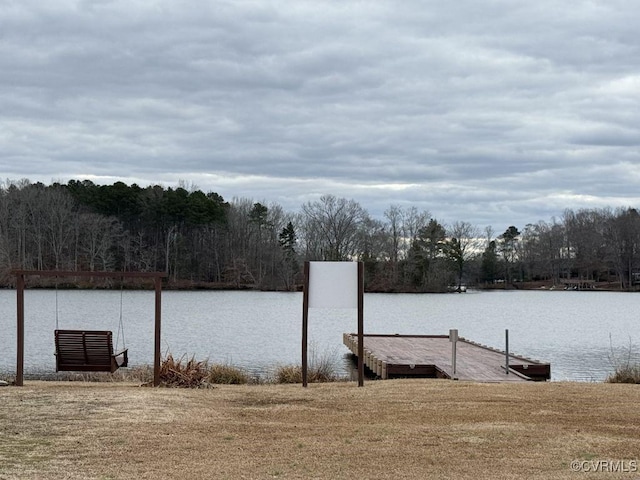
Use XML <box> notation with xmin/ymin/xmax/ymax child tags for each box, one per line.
<box><xmin>12</xmin><ymin>270</ymin><xmax>166</xmax><ymax>278</ymax></box>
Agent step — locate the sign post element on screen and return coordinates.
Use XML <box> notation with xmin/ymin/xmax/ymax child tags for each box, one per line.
<box><xmin>302</xmin><ymin>261</ymin><xmax>364</xmax><ymax>387</ymax></box>
<box><xmin>302</xmin><ymin>262</ymin><xmax>310</xmax><ymax>387</ymax></box>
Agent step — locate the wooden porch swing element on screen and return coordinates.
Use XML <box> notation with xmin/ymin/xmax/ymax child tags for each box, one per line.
<box><xmin>54</xmin><ymin>329</ymin><xmax>128</xmax><ymax>373</ymax></box>
<box><xmin>53</xmin><ymin>280</ymin><xmax>128</xmax><ymax>373</ymax></box>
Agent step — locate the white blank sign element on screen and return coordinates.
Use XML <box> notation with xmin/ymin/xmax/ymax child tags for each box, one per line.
<box><xmin>308</xmin><ymin>261</ymin><xmax>358</xmax><ymax>309</ymax></box>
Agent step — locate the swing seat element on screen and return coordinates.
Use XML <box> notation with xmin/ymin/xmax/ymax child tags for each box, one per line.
<box><xmin>54</xmin><ymin>330</ymin><xmax>128</xmax><ymax>373</ymax></box>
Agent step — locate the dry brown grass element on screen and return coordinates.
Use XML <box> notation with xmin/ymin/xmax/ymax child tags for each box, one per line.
<box><xmin>275</xmin><ymin>345</ymin><xmax>341</xmax><ymax>383</ymax></box>
<box><xmin>50</xmin><ymin>365</ymin><xmax>155</xmax><ymax>384</ymax></box>
<box><xmin>206</xmin><ymin>363</ymin><xmax>250</xmax><ymax>385</ymax></box>
<box><xmin>1</xmin><ymin>380</ymin><xmax>639</xmax><ymax>479</ymax></box>
<box><xmin>158</xmin><ymin>354</ymin><xmax>251</xmax><ymax>387</ymax></box>
<box><xmin>159</xmin><ymin>353</ymin><xmax>211</xmax><ymax>388</ymax></box>
<box><xmin>273</xmin><ymin>364</ymin><xmax>339</xmax><ymax>383</ymax></box>
<box><xmin>607</xmin><ymin>364</ymin><xmax>640</xmax><ymax>384</ymax></box>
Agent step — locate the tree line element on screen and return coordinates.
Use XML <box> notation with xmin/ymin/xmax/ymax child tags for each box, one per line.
<box><xmin>1</xmin><ymin>178</ymin><xmax>639</xmax><ymax>291</ymax></box>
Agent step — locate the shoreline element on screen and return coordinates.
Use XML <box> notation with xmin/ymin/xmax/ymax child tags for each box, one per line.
<box><xmin>1</xmin><ymin>277</ymin><xmax>638</xmax><ymax>292</ymax></box>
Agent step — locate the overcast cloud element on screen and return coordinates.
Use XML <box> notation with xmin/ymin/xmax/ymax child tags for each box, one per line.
<box><xmin>1</xmin><ymin>0</ymin><xmax>639</xmax><ymax>232</ymax></box>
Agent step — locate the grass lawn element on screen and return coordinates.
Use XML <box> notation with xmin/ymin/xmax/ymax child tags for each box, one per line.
<box><xmin>1</xmin><ymin>379</ymin><xmax>639</xmax><ymax>479</ymax></box>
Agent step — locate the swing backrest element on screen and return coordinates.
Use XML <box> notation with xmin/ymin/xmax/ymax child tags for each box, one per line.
<box><xmin>54</xmin><ymin>329</ymin><xmax>126</xmax><ymax>373</ymax></box>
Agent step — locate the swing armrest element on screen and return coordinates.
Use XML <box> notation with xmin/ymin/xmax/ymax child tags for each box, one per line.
<box><xmin>113</xmin><ymin>348</ymin><xmax>128</xmax><ymax>368</ymax></box>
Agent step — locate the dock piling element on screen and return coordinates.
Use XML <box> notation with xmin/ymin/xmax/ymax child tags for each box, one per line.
<box><xmin>505</xmin><ymin>329</ymin><xmax>509</xmax><ymax>375</ymax></box>
<box><xmin>449</xmin><ymin>329</ymin><xmax>458</xmax><ymax>375</ymax></box>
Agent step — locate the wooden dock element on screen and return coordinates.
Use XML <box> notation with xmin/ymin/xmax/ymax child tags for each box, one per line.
<box><xmin>343</xmin><ymin>333</ymin><xmax>550</xmax><ymax>382</ymax></box>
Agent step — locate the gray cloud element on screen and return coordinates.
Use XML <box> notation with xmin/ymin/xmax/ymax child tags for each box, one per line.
<box><xmin>2</xmin><ymin>0</ymin><xmax>640</xmax><ymax>232</ymax></box>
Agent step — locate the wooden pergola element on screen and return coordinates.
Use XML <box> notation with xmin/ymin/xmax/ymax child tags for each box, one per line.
<box><xmin>12</xmin><ymin>270</ymin><xmax>167</xmax><ymax>387</ymax></box>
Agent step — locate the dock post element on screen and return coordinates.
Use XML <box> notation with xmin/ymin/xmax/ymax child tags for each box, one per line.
<box><xmin>449</xmin><ymin>329</ymin><xmax>458</xmax><ymax>376</ymax></box>
<box><xmin>505</xmin><ymin>329</ymin><xmax>509</xmax><ymax>375</ymax></box>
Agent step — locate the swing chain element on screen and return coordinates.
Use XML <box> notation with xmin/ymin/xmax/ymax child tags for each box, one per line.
<box><xmin>55</xmin><ymin>279</ymin><xmax>59</xmax><ymax>331</ymax></box>
<box><xmin>115</xmin><ymin>280</ymin><xmax>126</xmax><ymax>351</ymax></box>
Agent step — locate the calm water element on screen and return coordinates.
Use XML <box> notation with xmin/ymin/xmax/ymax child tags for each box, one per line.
<box><xmin>1</xmin><ymin>289</ymin><xmax>638</xmax><ymax>381</ymax></box>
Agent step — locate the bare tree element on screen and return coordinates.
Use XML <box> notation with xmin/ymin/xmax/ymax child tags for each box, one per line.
<box><xmin>0</xmin><ymin>183</ymin><xmax>11</xmax><ymax>271</ymax></box>
<box><xmin>401</xmin><ymin>206</ymin><xmax>431</xmax><ymax>257</ymax></box>
<box><xmin>300</xmin><ymin>195</ymin><xmax>368</xmax><ymax>261</ymax></box>
<box><xmin>78</xmin><ymin>213</ymin><xmax>122</xmax><ymax>271</ymax></box>
<box><xmin>42</xmin><ymin>186</ymin><xmax>77</xmax><ymax>270</ymax></box>
<box><xmin>384</xmin><ymin>205</ymin><xmax>403</xmax><ymax>265</ymax></box>
<box><xmin>604</xmin><ymin>207</ymin><xmax>640</xmax><ymax>289</ymax></box>
<box><xmin>563</xmin><ymin>208</ymin><xmax>610</xmax><ymax>281</ymax></box>
<box><xmin>226</xmin><ymin>198</ymin><xmax>254</xmax><ymax>280</ymax></box>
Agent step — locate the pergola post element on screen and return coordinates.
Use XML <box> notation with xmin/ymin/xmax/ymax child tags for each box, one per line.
<box><xmin>154</xmin><ymin>275</ymin><xmax>162</xmax><ymax>387</ymax></box>
<box><xmin>16</xmin><ymin>273</ymin><xmax>25</xmax><ymax>387</ymax></box>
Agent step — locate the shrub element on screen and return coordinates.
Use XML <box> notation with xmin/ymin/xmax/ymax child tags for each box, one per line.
<box><xmin>274</xmin><ymin>346</ymin><xmax>341</xmax><ymax>384</ymax></box>
<box><xmin>274</xmin><ymin>365</ymin><xmax>303</xmax><ymax>384</ymax></box>
<box><xmin>273</xmin><ymin>363</ymin><xmax>339</xmax><ymax>384</ymax></box>
<box><xmin>607</xmin><ymin>364</ymin><xmax>640</xmax><ymax>384</ymax></box>
<box><xmin>207</xmin><ymin>364</ymin><xmax>250</xmax><ymax>384</ymax></box>
<box><xmin>160</xmin><ymin>353</ymin><xmax>210</xmax><ymax>388</ymax></box>
<box><xmin>607</xmin><ymin>335</ymin><xmax>640</xmax><ymax>384</ymax></box>
<box><xmin>159</xmin><ymin>353</ymin><xmax>252</xmax><ymax>387</ymax></box>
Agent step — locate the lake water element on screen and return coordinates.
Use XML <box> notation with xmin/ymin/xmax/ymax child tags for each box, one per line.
<box><xmin>1</xmin><ymin>289</ymin><xmax>638</xmax><ymax>382</ymax></box>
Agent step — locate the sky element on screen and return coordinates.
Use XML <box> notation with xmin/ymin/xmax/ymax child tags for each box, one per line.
<box><xmin>1</xmin><ymin>0</ymin><xmax>640</xmax><ymax>233</ymax></box>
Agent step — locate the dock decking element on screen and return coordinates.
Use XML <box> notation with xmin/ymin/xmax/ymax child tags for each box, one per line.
<box><xmin>343</xmin><ymin>333</ymin><xmax>550</xmax><ymax>382</ymax></box>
